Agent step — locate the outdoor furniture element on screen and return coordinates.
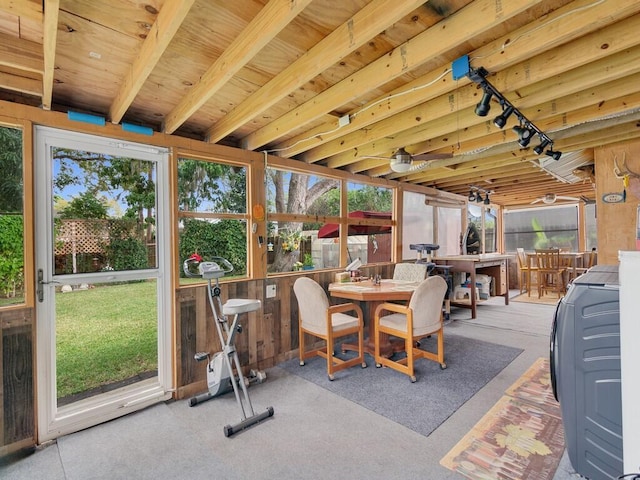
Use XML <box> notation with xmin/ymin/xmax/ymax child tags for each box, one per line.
<box><xmin>392</xmin><ymin>262</ymin><xmax>428</xmax><ymax>282</ymax></box>
<box><xmin>573</xmin><ymin>249</ymin><xmax>597</xmax><ymax>279</ymax></box>
<box><xmin>329</xmin><ymin>279</ymin><xmax>419</xmax><ymax>358</ymax></box>
<box><xmin>293</xmin><ymin>277</ymin><xmax>366</xmax><ymax>380</ymax></box>
<box><xmin>373</xmin><ymin>276</ymin><xmax>448</xmax><ymax>382</ymax></box>
<box><xmin>516</xmin><ymin>247</ymin><xmax>537</xmax><ymax>296</ymax></box>
<box><xmin>535</xmin><ymin>249</ymin><xmax>567</xmax><ymax>298</ymax></box>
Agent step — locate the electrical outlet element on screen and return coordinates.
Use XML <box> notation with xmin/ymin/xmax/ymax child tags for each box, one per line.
<box><xmin>266</xmin><ymin>284</ymin><xmax>276</xmax><ymax>298</ymax></box>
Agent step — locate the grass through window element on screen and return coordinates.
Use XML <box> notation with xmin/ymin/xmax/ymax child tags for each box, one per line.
<box><xmin>56</xmin><ymin>281</ymin><xmax>157</xmax><ymax>400</ymax></box>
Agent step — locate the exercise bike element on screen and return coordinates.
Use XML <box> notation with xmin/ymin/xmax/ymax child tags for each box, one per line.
<box><xmin>183</xmin><ymin>254</ymin><xmax>274</xmax><ymax>437</ymax></box>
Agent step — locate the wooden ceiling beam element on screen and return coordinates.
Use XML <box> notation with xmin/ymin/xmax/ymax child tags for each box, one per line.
<box><xmin>109</xmin><ymin>0</ymin><xmax>195</xmax><ymax>124</ymax></box>
<box><xmin>163</xmin><ymin>0</ymin><xmax>311</xmax><ymax>134</ymax></box>
<box><xmin>395</xmin><ymin>76</ymin><xmax>640</xmax><ymax>180</ymax></box>
<box><xmin>319</xmin><ymin>14</ymin><xmax>640</xmax><ymax>168</ymax></box>
<box><xmin>241</xmin><ymin>0</ymin><xmax>540</xmax><ymax>151</ymax></box>
<box><xmin>203</xmin><ymin>0</ymin><xmax>427</xmax><ymax>143</ymax></box>
<box><xmin>42</xmin><ymin>0</ymin><xmax>59</xmax><ymax>110</ymax></box>
<box><xmin>0</xmin><ymin>0</ymin><xmax>43</xmax><ymax>22</ymax></box>
<box><xmin>407</xmin><ymin>108</ymin><xmax>640</xmax><ymax>184</ymax></box>
<box><xmin>0</xmin><ymin>32</ymin><xmax>43</xmax><ymax>73</ymax></box>
<box><xmin>0</xmin><ymin>70</ymin><xmax>42</xmax><ymax>96</ymax></box>
<box><xmin>332</xmin><ymin>45</ymin><xmax>640</xmax><ymax>175</ymax></box>
<box><xmin>289</xmin><ymin>0</ymin><xmax>640</xmax><ymax>161</ymax></box>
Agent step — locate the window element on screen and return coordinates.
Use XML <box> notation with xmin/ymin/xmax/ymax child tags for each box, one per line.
<box><xmin>346</xmin><ymin>181</ymin><xmax>392</xmax><ymax>264</ymax></box>
<box><xmin>0</xmin><ymin>126</ymin><xmax>24</xmax><ymax>306</ymax></box>
<box><xmin>266</xmin><ymin>167</ymin><xmax>339</xmax><ymax>273</ymax></box>
<box><xmin>585</xmin><ymin>203</ymin><xmax>597</xmax><ymax>251</ymax></box>
<box><xmin>438</xmin><ymin>207</ymin><xmax>462</xmax><ymax>256</ymax></box>
<box><xmin>504</xmin><ymin>205</ymin><xmax>579</xmax><ymax>252</ymax></box>
<box><xmin>177</xmin><ymin>157</ymin><xmax>248</xmax><ymax>283</ymax></box>
<box><xmin>402</xmin><ymin>191</ymin><xmax>434</xmax><ymax>260</ymax></box>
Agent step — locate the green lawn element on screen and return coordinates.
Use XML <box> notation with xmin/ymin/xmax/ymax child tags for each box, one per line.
<box><xmin>55</xmin><ymin>281</ymin><xmax>158</xmax><ymax>399</ymax></box>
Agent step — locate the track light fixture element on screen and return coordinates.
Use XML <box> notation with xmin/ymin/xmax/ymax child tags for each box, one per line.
<box><xmin>546</xmin><ymin>149</ymin><xmax>562</xmax><ymax>160</ymax></box>
<box><xmin>533</xmin><ymin>139</ymin><xmax>551</xmax><ymax>155</ymax></box>
<box><xmin>468</xmin><ymin>185</ymin><xmax>492</xmax><ymax>205</ymax></box>
<box><xmin>493</xmin><ymin>105</ymin><xmax>514</xmax><ymax>129</ymax></box>
<box><xmin>513</xmin><ymin>124</ymin><xmax>534</xmax><ymax>148</ymax></box>
<box><xmin>466</xmin><ymin>65</ymin><xmax>556</xmax><ymax>155</ymax></box>
<box><xmin>475</xmin><ymin>89</ymin><xmax>493</xmax><ymax>116</ymax></box>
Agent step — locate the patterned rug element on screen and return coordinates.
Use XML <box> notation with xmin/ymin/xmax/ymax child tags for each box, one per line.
<box><xmin>440</xmin><ymin>357</ymin><xmax>565</xmax><ymax>480</ymax></box>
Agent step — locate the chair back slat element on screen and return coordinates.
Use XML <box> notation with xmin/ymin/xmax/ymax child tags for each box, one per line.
<box><xmin>535</xmin><ymin>249</ymin><xmax>561</xmax><ymax>270</ymax></box>
<box><xmin>516</xmin><ymin>248</ymin><xmax>528</xmax><ymax>270</ymax></box>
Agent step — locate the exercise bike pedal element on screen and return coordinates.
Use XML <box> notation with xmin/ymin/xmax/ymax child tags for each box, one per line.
<box><xmin>194</xmin><ymin>352</ymin><xmax>209</xmax><ymax>362</ymax></box>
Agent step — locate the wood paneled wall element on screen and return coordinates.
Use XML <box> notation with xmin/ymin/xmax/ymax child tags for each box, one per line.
<box><xmin>595</xmin><ymin>139</ymin><xmax>640</xmax><ymax>265</ymax></box>
<box><xmin>0</xmin><ymin>307</ymin><xmax>35</xmax><ymax>456</ymax></box>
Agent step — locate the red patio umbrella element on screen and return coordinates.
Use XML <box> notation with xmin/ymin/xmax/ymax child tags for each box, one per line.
<box><xmin>317</xmin><ymin>210</ymin><xmax>392</xmax><ymax>238</ymax></box>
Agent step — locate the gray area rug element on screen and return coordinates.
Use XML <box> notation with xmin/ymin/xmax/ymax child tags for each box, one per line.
<box><xmin>280</xmin><ymin>333</ymin><xmax>523</xmax><ymax>438</ymax></box>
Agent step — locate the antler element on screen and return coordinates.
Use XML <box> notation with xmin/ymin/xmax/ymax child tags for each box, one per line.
<box><xmin>613</xmin><ymin>152</ymin><xmax>640</xmax><ymax>179</ymax></box>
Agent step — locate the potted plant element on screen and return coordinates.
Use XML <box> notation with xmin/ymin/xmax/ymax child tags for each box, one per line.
<box><xmin>302</xmin><ymin>253</ymin><xmax>314</xmax><ymax>270</ymax></box>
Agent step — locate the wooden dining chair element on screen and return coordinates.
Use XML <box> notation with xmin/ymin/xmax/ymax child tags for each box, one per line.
<box><xmin>535</xmin><ymin>249</ymin><xmax>567</xmax><ymax>298</ymax></box>
<box><xmin>373</xmin><ymin>276</ymin><xmax>448</xmax><ymax>382</ymax></box>
<box><xmin>293</xmin><ymin>277</ymin><xmax>367</xmax><ymax>380</ymax></box>
<box><xmin>573</xmin><ymin>249</ymin><xmax>597</xmax><ymax>279</ymax></box>
<box><xmin>516</xmin><ymin>248</ymin><xmax>537</xmax><ymax>296</ymax></box>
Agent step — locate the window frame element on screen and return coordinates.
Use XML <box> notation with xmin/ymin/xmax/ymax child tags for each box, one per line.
<box><xmin>175</xmin><ymin>152</ymin><xmax>251</xmax><ymax>284</ymax></box>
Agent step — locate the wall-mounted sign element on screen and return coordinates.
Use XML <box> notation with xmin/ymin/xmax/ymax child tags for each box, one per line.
<box><xmin>602</xmin><ymin>192</ymin><xmax>626</xmax><ymax>203</ymax></box>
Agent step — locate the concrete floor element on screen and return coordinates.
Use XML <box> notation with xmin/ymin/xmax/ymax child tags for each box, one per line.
<box><xmin>0</xmin><ymin>291</ymin><xmax>582</xmax><ymax>480</ymax></box>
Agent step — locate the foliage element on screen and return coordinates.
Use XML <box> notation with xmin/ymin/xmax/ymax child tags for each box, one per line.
<box><xmin>0</xmin><ymin>126</ymin><xmax>23</xmax><ymax>214</ymax></box>
<box><xmin>531</xmin><ymin>217</ymin><xmax>549</xmax><ymax>249</ymax></box>
<box><xmin>0</xmin><ymin>215</ymin><xmax>24</xmax><ymax>298</ymax></box>
<box><xmin>177</xmin><ymin>159</ymin><xmax>246</xmax><ymax>213</ymax></box>
<box><xmin>179</xmin><ymin>218</ymin><xmax>247</xmax><ymax>275</ymax></box>
<box><xmin>105</xmin><ymin>237</ymin><xmax>149</xmax><ymax>271</ymax></box>
<box><xmin>303</xmin><ymin>253</ymin><xmax>314</xmax><ymax>267</ymax></box>
<box><xmin>58</xmin><ymin>191</ymin><xmax>109</xmax><ymax>219</ymax></box>
<box><xmin>53</xmin><ymin>150</ymin><xmax>157</xmax><ymax>238</ymax></box>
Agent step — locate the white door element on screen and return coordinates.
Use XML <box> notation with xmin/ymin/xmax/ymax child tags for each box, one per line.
<box><xmin>35</xmin><ymin>127</ymin><xmax>172</xmax><ymax>441</ymax></box>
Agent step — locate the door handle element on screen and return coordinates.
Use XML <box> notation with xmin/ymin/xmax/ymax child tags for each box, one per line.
<box><xmin>37</xmin><ymin>268</ymin><xmax>60</xmax><ymax>303</ymax></box>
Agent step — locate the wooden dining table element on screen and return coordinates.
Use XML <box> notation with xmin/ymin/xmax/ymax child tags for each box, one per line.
<box><xmin>526</xmin><ymin>251</ymin><xmax>585</xmax><ymax>292</ymax></box>
<box><xmin>328</xmin><ymin>279</ymin><xmax>419</xmax><ymax>357</ymax></box>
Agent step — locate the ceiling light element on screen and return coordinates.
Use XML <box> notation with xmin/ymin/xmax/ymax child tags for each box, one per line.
<box><xmin>546</xmin><ymin>149</ymin><xmax>562</xmax><ymax>160</ymax></box>
<box><xmin>493</xmin><ymin>105</ymin><xmax>514</xmax><ymax>129</ymax></box>
<box><xmin>533</xmin><ymin>139</ymin><xmax>551</xmax><ymax>155</ymax></box>
<box><xmin>484</xmin><ymin>194</ymin><xmax>491</xmax><ymax>205</ymax></box>
<box><xmin>468</xmin><ymin>190</ymin><xmax>476</xmax><ymax>202</ymax></box>
<box><xmin>513</xmin><ymin>125</ymin><xmax>534</xmax><ymax>147</ymax></box>
<box><xmin>476</xmin><ymin>193</ymin><xmax>483</xmax><ymax>203</ymax></box>
<box><xmin>475</xmin><ymin>90</ymin><xmax>493</xmax><ymax>116</ymax></box>
<box><xmin>390</xmin><ymin>158</ymin><xmax>413</xmax><ymax>173</ymax></box>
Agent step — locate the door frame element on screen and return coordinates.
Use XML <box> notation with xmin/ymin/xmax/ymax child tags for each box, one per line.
<box><xmin>34</xmin><ymin>126</ymin><xmax>173</xmax><ymax>442</ymax></box>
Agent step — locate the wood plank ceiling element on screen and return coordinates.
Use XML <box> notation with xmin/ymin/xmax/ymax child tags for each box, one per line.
<box><xmin>2</xmin><ymin>0</ymin><xmax>640</xmax><ymax>207</ymax></box>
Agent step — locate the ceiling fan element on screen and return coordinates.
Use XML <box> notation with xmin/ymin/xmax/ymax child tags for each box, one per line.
<box><xmin>530</xmin><ymin>193</ymin><xmax>580</xmax><ymax>205</ymax></box>
<box><xmin>362</xmin><ymin>147</ymin><xmax>452</xmax><ymax>173</ymax></box>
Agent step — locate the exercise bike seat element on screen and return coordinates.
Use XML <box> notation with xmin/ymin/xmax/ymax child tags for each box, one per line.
<box><xmin>223</xmin><ymin>298</ymin><xmax>261</xmax><ymax>315</ymax></box>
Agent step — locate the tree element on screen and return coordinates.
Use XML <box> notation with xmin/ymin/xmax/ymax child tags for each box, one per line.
<box><xmin>0</xmin><ymin>127</ymin><xmax>23</xmax><ymax>214</ymax></box>
<box><xmin>269</xmin><ymin>170</ymin><xmax>338</xmax><ymax>272</ymax></box>
<box><xmin>58</xmin><ymin>191</ymin><xmax>109</xmax><ymax>219</ymax></box>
